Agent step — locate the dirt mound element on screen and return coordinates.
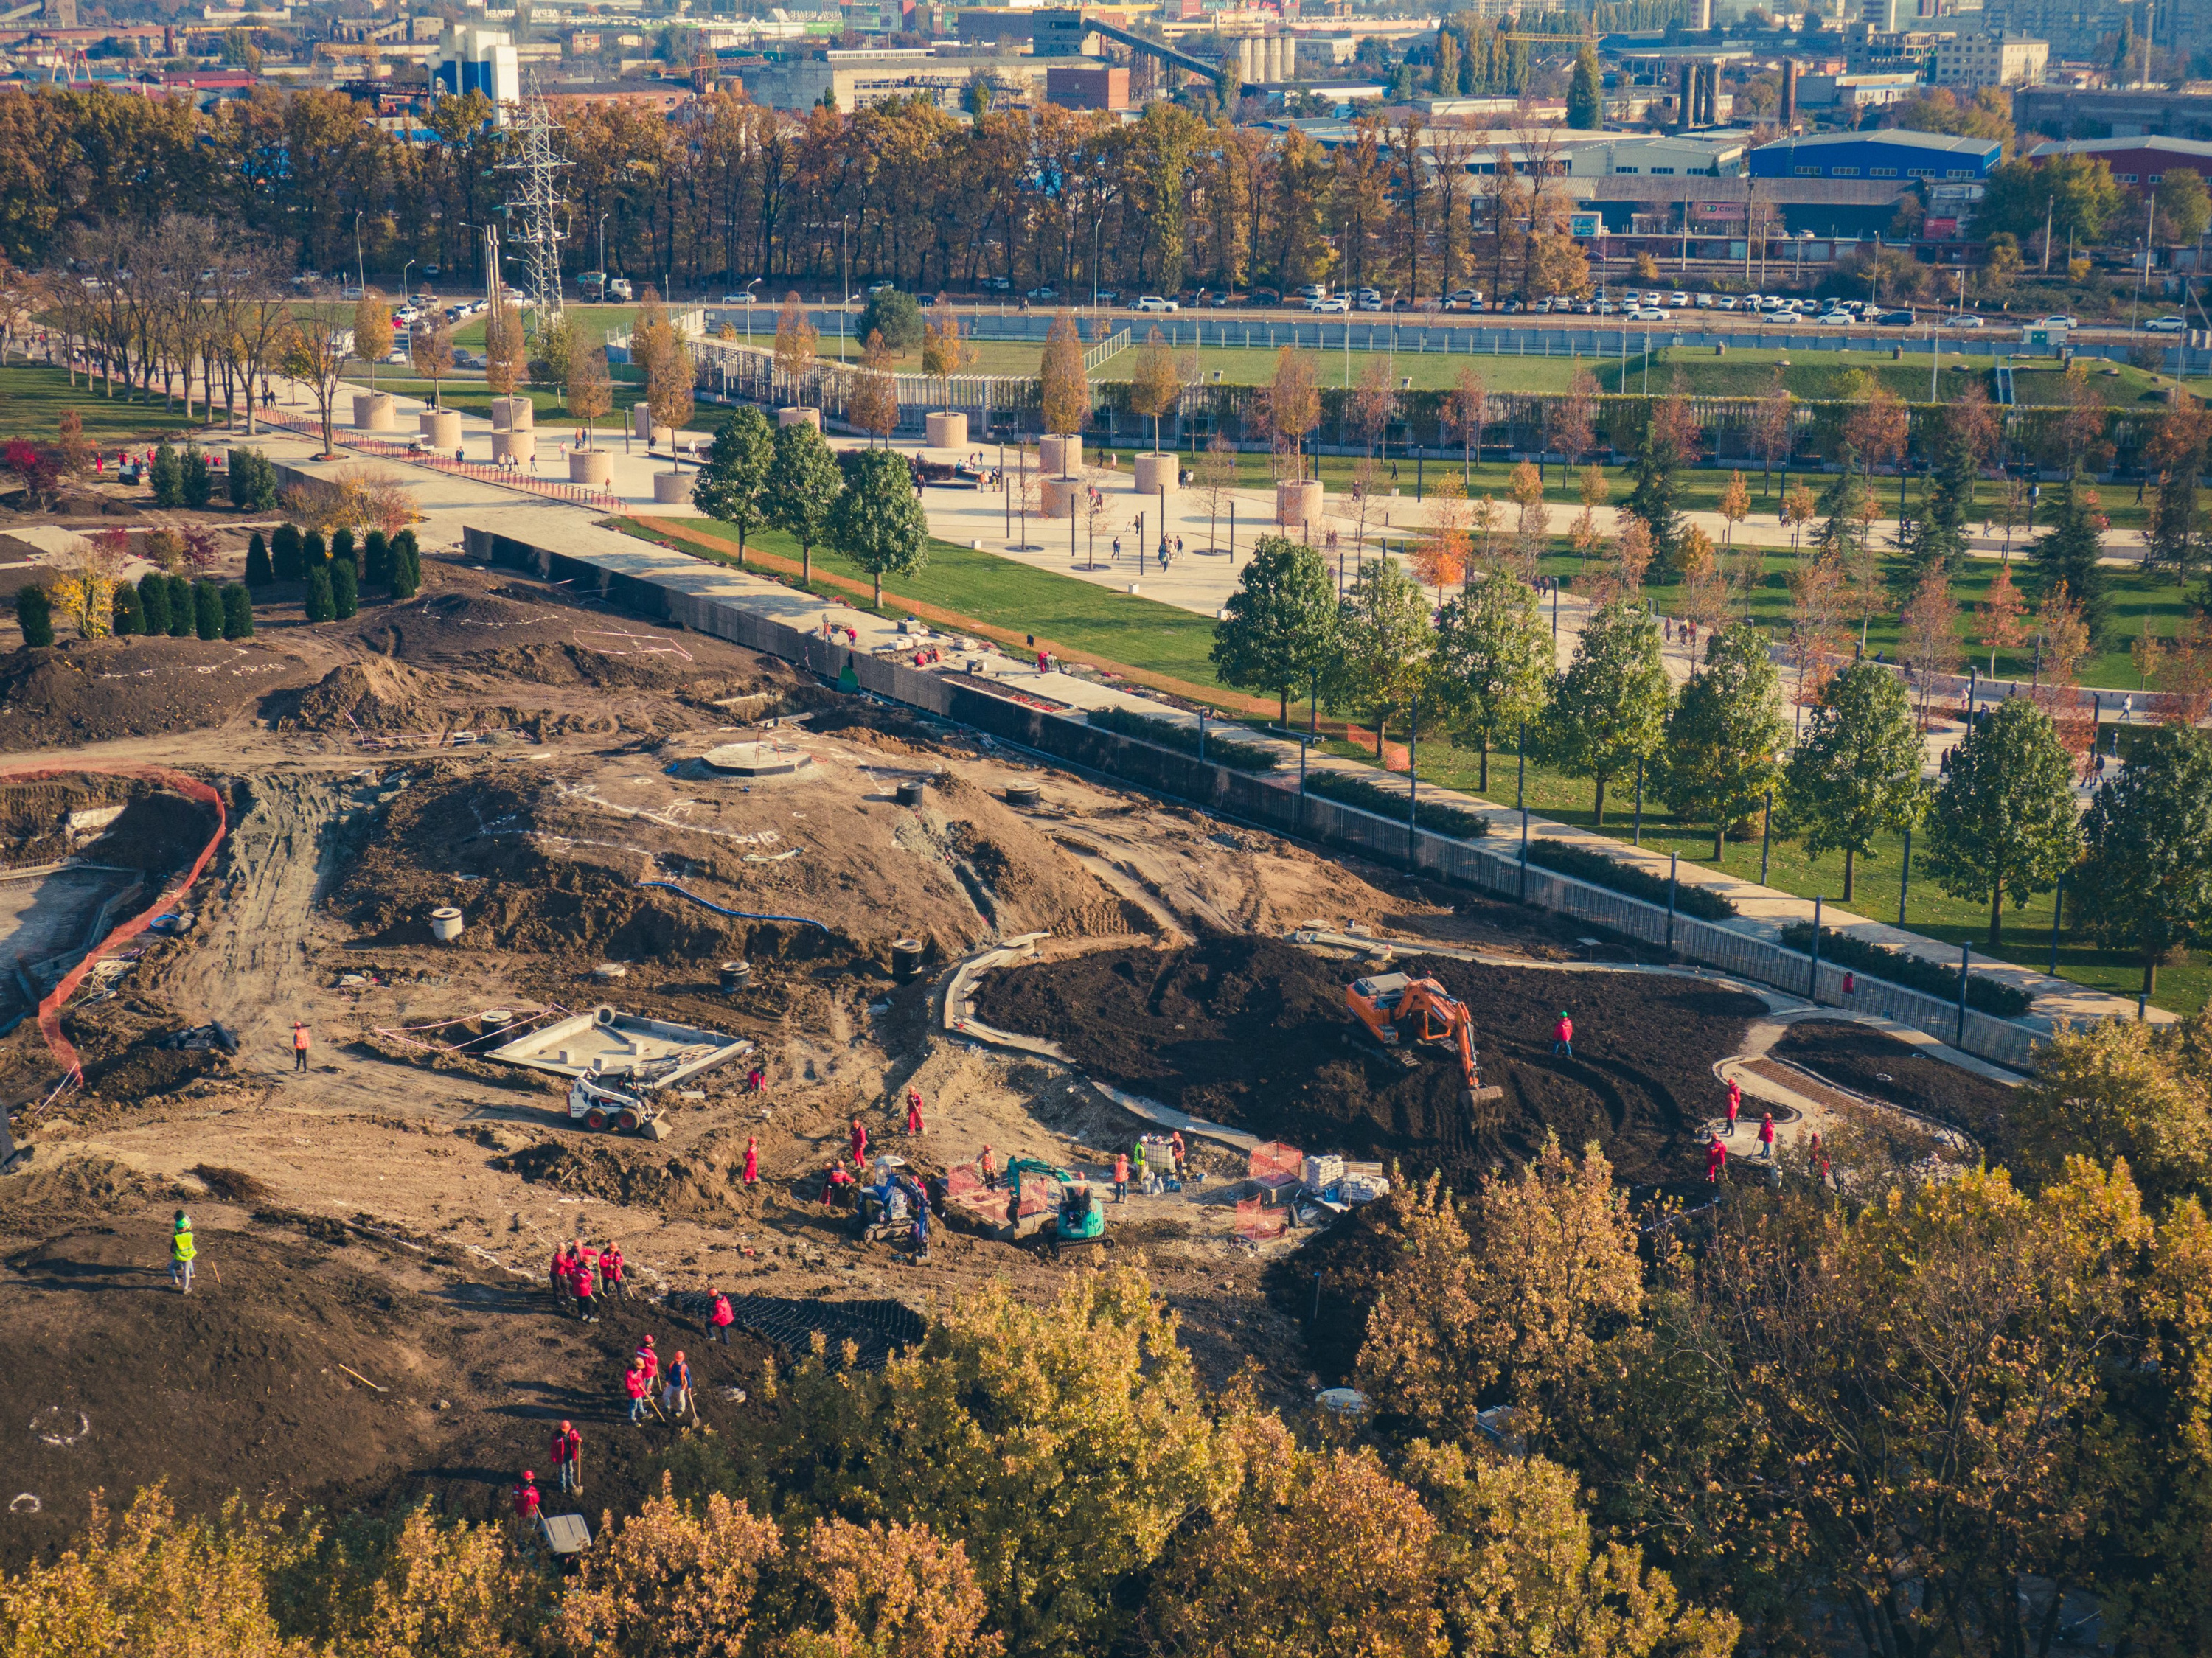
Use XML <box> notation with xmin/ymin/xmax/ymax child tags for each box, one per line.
<box><xmin>1770</xmin><ymin>1020</ymin><xmax>2016</xmax><ymax>1141</ymax></box>
<box><xmin>0</xmin><ymin>1221</ymin><xmax>773</xmax><ymax>1571</ymax></box>
<box><xmin>276</xmin><ymin>660</ymin><xmax>442</xmax><ymax>733</ymax></box>
<box><xmin>330</xmin><ymin>752</ymin><xmax>1147</xmax><ymax>968</ymax></box>
<box><xmin>970</xmin><ymin>938</ymin><xmax>1763</xmax><ymax>1185</ymax></box>
<box><xmin>0</xmin><ymin>636</ymin><xmax>310</xmax><ymax>748</ymax></box>
<box><xmin>490</xmin><ymin>1138</ymin><xmax>750</xmax><ymax>1223</ymax></box>
<box><xmin>352</xmin><ymin>590</ymin><xmax>563</xmax><ymax>661</ymax></box>
<box><xmin>0</xmin><ymin>1154</ymin><xmax>182</xmax><ymax>1241</ymax></box>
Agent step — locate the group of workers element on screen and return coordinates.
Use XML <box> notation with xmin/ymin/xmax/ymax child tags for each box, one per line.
<box><xmin>1705</xmin><ymin>1075</ymin><xmax>1829</xmax><ymax>1183</ymax></box>
<box><xmin>548</xmin><ymin>1238</ymin><xmax>628</xmax><ymax>1322</ymax></box>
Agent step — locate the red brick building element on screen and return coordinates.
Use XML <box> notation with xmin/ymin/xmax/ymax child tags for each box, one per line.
<box><xmin>1044</xmin><ymin>63</ymin><xmax>1129</xmax><ymax>111</ymax></box>
<box><xmin>2023</xmin><ymin>135</ymin><xmax>2212</xmax><ymax>189</ymax></box>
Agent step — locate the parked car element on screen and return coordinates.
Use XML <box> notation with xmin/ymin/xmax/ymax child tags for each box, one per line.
<box><xmin>2144</xmin><ymin>314</ymin><xmax>2187</xmax><ymax>333</ymax></box>
<box><xmin>1025</xmin><ymin>285</ymin><xmax>1056</xmax><ymax>301</ymax></box>
<box><xmin>1592</xmin><ymin>299</ymin><xmax>1618</xmax><ymax>315</ymax></box>
<box><xmin>1626</xmin><ymin>306</ymin><xmax>1669</xmax><ymax>321</ymax></box>
<box><xmin>1764</xmin><ymin>311</ymin><xmax>1798</xmax><ymax>325</ymax></box>
<box><xmin>1357</xmin><ymin>295</ymin><xmax>1383</xmax><ymax>310</ymax></box>
<box><xmin>1309</xmin><ymin>296</ymin><xmax>1349</xmax><ymax>313</ymax></box>
<box><xmin>1135</xmin><ymin>295</ymin><xmax>1179</xmax><ymax>312</ymax></box>
<box><xmin>1095</xmin><ymin>290</ymin><xmax>1120</xmax><ymax>304</ymax></box>
<box><xmin>1443</xmin><ymin>288</ymin><xmax>1483</xmax><ymax>310</ymax></box>
<box><xmin>1694</xmin><ymin>293</ymin><xmax>1715</xmax><ymax>308</ymax></box>
<box><xmin>721</xmin><ymin>292</ymin><xmax>757</xmax><ymax>305</ymax></box>
<box><xmin>984</xmin><ymin>276</ymin><xmax>1012</xmax><ymax>291</ymax></box>
<box><xmin>1668</xmin><ymin>290</ymin><xmax>1690</xmax><ymax>307</ymax></box>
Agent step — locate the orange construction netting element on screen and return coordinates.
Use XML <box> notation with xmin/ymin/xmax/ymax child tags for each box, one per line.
<box><xmin>1236</xmin><ymin>1198</ymin><xmax>1290</xmax><ymax>1241</ymax></box>
<box><xmin>1249</xmin><ymin>1141</ymin><xmax>1304</xmax><ymax>1184</ymax></box>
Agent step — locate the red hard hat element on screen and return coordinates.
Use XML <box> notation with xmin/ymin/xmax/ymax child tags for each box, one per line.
<box><xmin>522</xmin><ymin>1470</ymin><xmax>535</xmax><ymax>1481</ymax></box>
<box><xmin>642</xmin><ymin>1334</ymin><xmax>654</xmax><ymax>1345</ymax></box>
<box><xmin>559</xmin><ymin>1420</ymin><xmax>571</xmax><ymax>1432</ymax></box>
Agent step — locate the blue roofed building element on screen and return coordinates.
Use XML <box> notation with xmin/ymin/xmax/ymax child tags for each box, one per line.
<box><xmin>1747</xmin><ymin>129</ymin><xmax>2002</xmax><ymax>184</ymax></box>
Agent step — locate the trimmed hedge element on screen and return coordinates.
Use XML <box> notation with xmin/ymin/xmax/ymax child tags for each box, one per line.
<box><xmin>1778</xmin><ymin>924</ymin><xmax>2033</xmax><ymax>1018</ymax></box>
<box><xmin>1523</xmin><ymin>840</ymin><xmax>1739</xmax><ymax>921</ymax></box>
<box><xmin>1304</xmin><ymin>767</ymin><xmax>1490</xmax><ymax>840</ymax></box>
<box><xmin>1088</xmin><ymin>705</ymin><xmax>1281</xmax><ymax>773</ymax></box>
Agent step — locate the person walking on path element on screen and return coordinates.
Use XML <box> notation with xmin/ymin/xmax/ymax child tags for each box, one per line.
<box><xmin>905</xmin><ymin>1090</ymin><xmax>925</xmax><ymax>1136</ymax></box>
<box><xmin>709</xmin><ymin>1289</ymin><xmax>734</xmax><ymax>1344</ymax></box>
<box><xmin>623</xmin><ymin>1361</ymin><xmax>650</xmax><ymax>1426</ymax></box>
<box><xmin>291</xmin><ymin>1020</ymin><xmax>310</xmax><ymax>1072</ymax></box>
<box><xmin>1552</xmin><ymin>1011</ymin><xmax>1574</xmax><ymax>1058</ymax></box>
<box><xmin>849</xmin><ymin>1116</ymin><xmax>869</xmax><ymax>1168</ymax></box>
<box><xmin>979</xmin><ymin>1144</ymin><xmax>998</xmax><ymax>1190</ymax></box>
<box><xmin>1725</xmin><ymin>1078</ymin><xmax>1742</xmax><ymax>1135</ymax></box>
<box><xmin>551</xmin><ymin>1422</ymin><xmax>583</xmax><ymax>1497</ymax></box>
<box><xmin>662</xmin><ymin>1350</ymin><xmax>694</xmax><ymax>1423</ymax></box>
<box><xmin>170</xmin><ymin>1211</ymin><xmax>195</xmax><ymax>1292</ymax></box>
<box><xmin>1705</xmin><ymin>1134</ymin><xmax>1728</xmax><ymax>1184</ymax></box>
<box><xmin>742</xmin><ymin>1137</ymin><xmax>759</xmax><ymax>1188</ymax></box>
<box><xmin>1113</xmin><ymin>1150</ymin><xmax>1130</xmax><ymax>1203</ymax></box>
<box><xmin>1758</xmin><ymin>1112</ymin><xmax>1777</xmax><ymax>1159</ymax></box>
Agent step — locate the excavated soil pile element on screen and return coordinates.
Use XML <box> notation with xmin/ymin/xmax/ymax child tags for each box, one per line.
<box><xmin>332</xmin><ymin>759</ymin><xmax>1147</xmax><ymax>968</ymax></box>
<box><xmin>0</xmin><ymin>1220</ymin><xmax>772</xmax><ymax>1573</ymax></box>
<box><xmin>0</xmin><ymin>635</ymin><xmax>311</xmax><ymax>747</ymax></box>
<box><xmin>491</xmin><ymin>1136</ymin><xmax>759</xmax><ymax>1225</ymax></box>
<box><xmin>278</xmin><ymin>660</ymin><xmax>444</xmax><ymax>733</ymax></box>
<box><xmin>970</xmin><ymin>938</ymin><xmax>1761</xmax><ymax>1185</ymax></box>
<box><xmin>1771</xmin><ymin>1021</ymin><xmax>2015</xmax><ymax>1142</ymax></box>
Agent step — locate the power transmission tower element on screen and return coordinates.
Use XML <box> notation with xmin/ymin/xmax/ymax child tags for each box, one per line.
<box><xmin>500</xmin><ymin>74</ymin><xmax>570</xmax><ymax>330</ymax></box>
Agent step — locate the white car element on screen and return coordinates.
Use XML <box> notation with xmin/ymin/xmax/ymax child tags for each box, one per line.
<box><xmin>1592</xmin><ymin>299</ymin><xmax>1618</xmax><ymax>315</ymax></box>
<box><xmin>1669</xmin><ymin>290</ymin><xmax>1690</xmax><ymax>307</ymax></box>
<box><xmin>1765</xmin><ymin>311</ymin><xmax>1798</xmax><ymax>325</ymax></box>
<box><xmin>1357</xmin><ymin>296</ymin><xmax>1383</xmax><ymax>310</ymax></box>
<box><xmin>1626</xmin><ymin>306</ymin><xmax>1669</xmax><ymax>321</ymax></box>
<box><xmin>1443</xmin><ymin>288</ymin><xmax>1483</xmax><ymax>310</ymax></box>
<box><xmin>1818</xmin><ymin>311</ymin><xmax>1852</xmax><ymax>326</ymax></box>
<box><xmin>2144</xmin><ymin>314</ymin><xmax>2187</xmax><ymax>333</ymax></box>
<box><xmin>1310</xmin><ymin>296</ymin><xmax>1349</xmax><ymax>313</ymax></box>
<box><xmin>1714</xmin><ymin>296</ymin><xmax>1740</xmax><ymax>310</ymax></box>
<box><xmin>1946</xmin><ymin>313</ymin><xmax>1986</xmax><ymax>329</ymax></box>
<box><xmin>1134</xmin><ymin>295</ymin><xmax>1179</xmax><ymax>312</ymax></box>
<box><xmin>2037</xmin><ymin>314</ymin><xmax>2079</xmax><ymax>328</ymax></box>
<box><xmin>1694</xmin><ymin>293</ymin><xmax>1715</xmax><ymax>308</ymax></box>
<box><xmin>720</xmin><ymin>292</ymin><xmax>757</xmax><ymax>305</ymax></box>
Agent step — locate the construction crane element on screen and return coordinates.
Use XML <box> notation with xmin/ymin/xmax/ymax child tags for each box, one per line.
<box><xmin>1346</xmin><ymin>972</ymin><xmax>1504</xmax><ymax>1107</ymax></box>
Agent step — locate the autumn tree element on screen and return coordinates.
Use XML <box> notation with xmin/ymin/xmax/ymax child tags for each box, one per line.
<box><xmin>774</xmin><ymin>290</ymin><xmax>820</xmax><ymax>405</ymax></box>
<box><xmin>1124</xmin><ymin>325</ymin><xmax>1179</xmax><ymax>456</ymax></box>
<box><xmin>2007</xmin><ymin>1017</ymin><xmax>2212</xmax><ymax>1202</ymax></box>
<box><xmin>1040</xmin><ymin>308</ymin><xmax>1091</xmax><ymax>445</ymax></box>
<box><xmin>1445</xmin><ymin>364</ymin><xmax>1486</xmax><ymax>476</ymax></box>
<box><xmin>2144</xmin><ymin>398</ymin><xmax>2210</xmax><ymax>585</ymax></box>
<box><xmin>1195</xmin><ymin>432</ymin><xmax>1239</xmax><ymax>554</ymax></box>
<box><xmin>351</xmin><ymin>288</ymin><xmax>392</xmax><ymax>393</ymax></box>
<box><xmin>920</xmin><ymin>310</ymin><xmax>975</xmax><ymax>410</ymax></box>
<box><xmin>1752</xmin><ymin>369</ymin><xmax>1794</xmax><ymax>495</ymax></box>
<box><xmin>482</xmin><ymin>290</ymin><xmax>524</xmax><ymax>397</ymax></box>
<box><xmin>410</xmin><ymin>315</ymin><xmax>454</xmax><ymax>410</ymax></box>
<box><xmin>1412</xmin><ymin>468</ymin><xmax>1470</xmax><ymax>591</ymax></box>
<box><xmin>1264</xmin><ymin>346</ymin><xmax>1320</xmax><ymax>482</ymax></box>
<box><xmin>848</xmin><ymin>328</ymin><xmax>900</xmax><ymax>447</ymax></box>
<box><xmin>1899</xmin><ymin>568</ymin><xmax>1964</xmax><ymax>728</ymax></box>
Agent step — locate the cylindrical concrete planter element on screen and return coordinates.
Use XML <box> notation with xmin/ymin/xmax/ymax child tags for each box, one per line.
<box><xmin>352</xmin><ymin>392</ymin><xmax>395</xmax><ymax>431</ymax></box>
<box><xmin>420</xmin><ymin>408</ymin><xmax>462</xmax><ymax>450</ymax></box>
<box><xmin>652</xmin><ymin>471</ymin><xmax>692</xmax><ymax>504</ymax></box>
<box><xmin>569</xmin><ymin>447</ymin><xmax>613</xmax><ymax>485</ymax></box>
<box><xmin>1039</xmin><ymin>434</ymin><xmax>1080</xmax><ymax>476</ymax></box>
<box><xmin>1276</xmin><ymin>478</ymin><xmax>1324</xmax><ymax>534</ymax></box>
<box><xmin>652</xmin><ymin>425</ymin><xmax>676</xmax><ymax>450</ymax></box>
<box><xmin>490</xmin><ymin>397</ymin><xmax>515</xmax><ymax>431</ymax></box>
<box><xmin>503</xmin><ymin>397</ymin><xmax>535</xmax><ymax>431</ymax></box>
<box><xmin>490</xmin><ymin>431</ymin><xmax>536</xmax><ymax>464</ymax></box>
<box><xmin>777</xmin><ymin>405</ymin><xmax>822</xmax><ymax>431</ymax></box>
<box><xmin>925</xmin><ymin>411</ymin><xmax>968</xmax><ymax>449</ymax></box>
<box><xmin>1133</xmin><ymin>453</ymin><xmax>1176</xmax><ymax>495</ymax></box>
<box><xmin>1040</xmin><ymin>477</ymin><xmax>1079</xmax><ymax>519</ymax></box>
<box><xmin>633</xmin><ymin>404</ymin><xmax>655</xmax><ymax>439</ymax></box>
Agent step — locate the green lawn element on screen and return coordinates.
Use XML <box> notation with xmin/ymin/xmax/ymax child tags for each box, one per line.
<box><xmin>1529</xmin><ymin>543</ymin><xmax>2188</xmax><ymax>694</ymax></box>
<box><xmin>1295</xmin><ymin>723</ymin><xmax>2206</xmax><ymax>1017</ymax></box>
<box><xmin>0</xmin><ymin>361</ymin><xmax>220</xmax><ymax>445</ymax></box>
<box><xmin>636</xmin><ymin>515</ymin><xmax>1230</xmax><ymax>690</ymax></box>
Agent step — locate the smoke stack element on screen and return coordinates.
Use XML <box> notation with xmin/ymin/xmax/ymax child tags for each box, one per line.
<box><xmin>1781</xmin><ymin>58</ymin><xmax>1798</xmax><ymax>128</ymax></box>
<box><xmin>1678</xmin><ymin>63</ymin><xmax>1694</xmax><ymax>131</ymax></box>
<box><xmin>1703</xmin><ymin>63</ymin><xmax>1718</xmax><ymax>125</ymax></box>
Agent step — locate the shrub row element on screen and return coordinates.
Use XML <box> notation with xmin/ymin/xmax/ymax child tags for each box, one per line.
<box><xmin>1778</xmin><ymin>923</ymin><xmax>2034</xmax><ymax>1018</ymax></box>
<box><xmin>1087</xmin><ymin>706</ymin><xmax>1281</xmax><ymax>773</ymax></box>
<box><xmin>1523</xmin><ymin>839</ymin><xmax>1740</xmax><ymax>921</ymax></box>
<box><xmin>1302</xmin><ymin>767</ymin><xmax>1491</xmax><ymax>840</ymax></box>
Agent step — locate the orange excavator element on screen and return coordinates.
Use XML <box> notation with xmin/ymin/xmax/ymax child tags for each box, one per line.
<box><xmin>1346</xmin><ymin>972</ymin><xmax>1504</xmax><ymax>1106</ymax></box>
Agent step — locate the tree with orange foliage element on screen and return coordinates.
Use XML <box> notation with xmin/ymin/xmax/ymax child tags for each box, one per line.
<box><xmin>1980</xmin><ymin>558</ymin><xmax>2030</xmax><ymax>675</ymax></box>
<box><xmin>2158</xmin><ymin>613</ymin><xmax>2212</xmax><ymax>725</ymax></box>
<box><xmin>1411</xmin><ymin>467</ymin><xmax>1470</xmax><ymax>590</ymax></box>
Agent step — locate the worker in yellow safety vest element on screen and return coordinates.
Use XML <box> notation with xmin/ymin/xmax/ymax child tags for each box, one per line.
<box><xmin>170</xmin><ymin>1210</ymin><xmax>196</xmax><ymax>1293</ymax></box>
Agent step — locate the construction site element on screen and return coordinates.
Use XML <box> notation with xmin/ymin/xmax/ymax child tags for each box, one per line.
<box><xmin>0</xmin><ymin>543</ymin><xmax>2023</xmax><ymax>1579</ymax></box>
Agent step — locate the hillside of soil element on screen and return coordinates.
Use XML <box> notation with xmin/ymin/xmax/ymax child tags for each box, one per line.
<box><xmin>1771</xmin><ymin>1020</ymin><xmax>2016</xmax><ymax>1142</ymax></box>
<box><xmin>970</xmin><ymin>938</ymin><xmax>1763</xmax><ymax>1185</ymax></box>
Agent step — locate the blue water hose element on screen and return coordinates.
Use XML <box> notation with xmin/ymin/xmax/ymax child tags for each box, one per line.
<box><xmin>638</xmin><ymin>879</ymin><xmax>830</xmax><ymax>931</ymax></box>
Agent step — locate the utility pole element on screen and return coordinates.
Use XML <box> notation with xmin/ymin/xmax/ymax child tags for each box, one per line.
<box><xmin>2042</xmin><ymin>195</ymin><xmax>2053</xmax><ymax>274</ymax></box>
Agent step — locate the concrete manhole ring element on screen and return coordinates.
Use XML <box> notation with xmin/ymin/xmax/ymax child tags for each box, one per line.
<box><xmin>9</xmin><ymin>1494</ymin><xmax>39</xmax><ymax>1514</ymax></box>
<box><xmin>31</xmin><ymin>1408</ymin><xmax>89</xmax><ymax>1447</ymax></box>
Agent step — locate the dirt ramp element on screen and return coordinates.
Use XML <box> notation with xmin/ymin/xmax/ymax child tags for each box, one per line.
<box><xmin>968</xmin><ymin>938</ymin><xmax>1763</xmax><ymax>1185</ymax></box>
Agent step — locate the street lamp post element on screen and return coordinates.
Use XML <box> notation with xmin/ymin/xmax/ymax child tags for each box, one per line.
<box><xmin>401</xmin><ymin>259</ymin><xmax>414</xmax><ymax>305</ymax></box>
<box><xmin>1093</xmin><ymin>216</ymin><xmax>1104</xmax><ymax>308</ymax></box>
<box><xmin>354</xmin><ymin>209</ymin><xmax>366</xmax><ymax>293</ymax></box>
<box><xmin>597</xmin><ymin>213</ymin><xmax>609</xmax><ymax>295</ymax></box>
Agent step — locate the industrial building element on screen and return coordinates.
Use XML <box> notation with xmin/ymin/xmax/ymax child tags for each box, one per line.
<box><xmin>2024</xmin><ymin>133</ymin><xmax>2212</xmax><ymax>185</ymax></box>
<box><xmin>2014</xmin><ymin>84</ymin><xmax>2212</xmax><ymax>139</ymax></box>
<box><xmin>1930</xmin><ymin>31</ymin><xmax>2048</xmax><ymax>87</ymax></box>
<box><xmin>433</xmin><ymin>24</ymin><xmax>518</xmax><ymax>118</ymax></box>
<box><xmin>1748</xmin><ymin>128</ymin><xmax>2003</xmax><ymax>181</ymax></box>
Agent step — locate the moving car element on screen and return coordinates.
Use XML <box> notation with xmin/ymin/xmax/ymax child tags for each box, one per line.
<box><xmin>1309</xmin><ymin>296</ymin><xmax>1349</xmax><ymax>313</ymax></box>
<box><xmin>1024</xmin><ymin>285</ymin><xmax>1056</xmax><ymax>301</ymax></box>
<box><xmin>2144</xmin><ymin>314</ymin><xmax>2188</xmax><ymax>333</ymax></box>
<box><xmin>1626</xmin><ymin>306</ymin><xmax>1669</xmax><ymax>321</ymax></box>
<box><xmin>1946</xmin><ymin>313</ymin><xmax>1986</xmax><ymax>328</ymax></box>
<box><xmin>1134</xmin><ymin>295</ymin><xmax>1179</xmax><ymax>311</ymax></box>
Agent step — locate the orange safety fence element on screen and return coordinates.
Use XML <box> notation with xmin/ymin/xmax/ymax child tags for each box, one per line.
<box><xmin>1249</xmin><ymin>1141</ymin><xmax>1304</xmax><ymax>1184</ymax></box>
<box><xmin>1236</xmin><ymin>1197</ymin><xmax>1290</xmax><ymax>1241</ymax></box>
<box><xmin>0</xmin><ymin>764</ymin><xmax>229</xmax><ymax>1087</ymax></box>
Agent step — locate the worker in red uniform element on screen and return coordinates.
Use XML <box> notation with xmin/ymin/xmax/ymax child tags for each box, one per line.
<box><xmin>1551</xmin><ymin>1011</ymin><xmax>1574</xmax><ymax>1058</ymax></box>
<box><xmin>1725</xmin><ymin>1078</ymin><xmax>1742</xmax><ymax>1135</ymax></box>
<box><xmin>549</xmin><ymin>1244</ymin><xmax>572</xmax><ymax>1309</ymax></box>
<box><xmin>1169</xmin><ymin>1130</ymin><xmax>1187</xmax><ymax>1180</ymax></box>
<box><xmin>1705</xmin><ymin>1134</ymin><xmax>1728</xmax><ymax>1183</ymax></box>
<box><xmin>849</xmin><ymin>1116</ymin><xmax>869</xmax><ymax>1166</ymax></box>
<box><xmin>512</xmin><ymin>1470</ymin><xmax>541</xmax><ymax>1528</ymax></box>
<box><xmin>292</xmin><ymin>1020</ymin><xmax>311</xmax><ymax>1073</ymax></box>
<box><xmin>1809</xmin><ymin>1129</ymin><xmax>1830</xmax><ymax>1185</ymax></box>
<box><xmin>623</xmin><ymin>1360</ymin><xmax>650</xmax><ymax>1425</ymax></box>
<box><xmin>573</xmin><ymin>1253</ymin><xmax>598</xmax><ymax>1323</ymax></box>
<box><xmin>745</xmin><ymin>1065</ymin><xmax>765</xmax><ymax>1095</ymax></box>
<box><xmin>1113</xmin><ymin>1150</ymin><xmax>1130</xmax><ymax>1203</ymax></box>
<box><xmin>600</xmin><ymin>1244</ymin><xmax>626</xmax><ymax>1302</ymax></box>
<box><xmin>823</xmin><ymin>1163</ymin><xmax>855</xmax><ymax>1205</ymax></box>
<box><xmin>1758</xmin><ymin>1112</ymin><xmax>1777</xmax><ymax>1159</ymax></box>
<box><xmin>662</xmin><ymin>1350</ymin><xmax>694</xmax><ymax>1423</ymax></box>
<box><xmin>905</xmin><ymin>1090</ymin><xmax>925</xmax><ymax>1135</ymax></box>
<box><xmin>635</xmin><ymin>1334</ymin><xmax>658</xmax><ymax>1387</ymax></box>
<box><xmin>709</xmin><ymin>1288</ymin><xmax>734</xmax><ymax>1344</ymax></box>
<box><xmin>742</xmin><ymin>1136</ymin><xmax>759</xmax><ymax>1187</ymax></box>
<box><xmin>551</xmin><ymin>1422</ymin><xmax>583</xmax><ymax>1497</ymax></box>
